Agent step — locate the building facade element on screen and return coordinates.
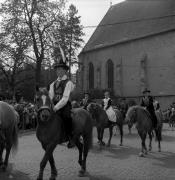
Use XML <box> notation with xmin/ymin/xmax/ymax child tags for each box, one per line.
<box><xmin>78</xmin><ymin>0</ymin><xmax>175</xmax><ymax>109</ymax></box>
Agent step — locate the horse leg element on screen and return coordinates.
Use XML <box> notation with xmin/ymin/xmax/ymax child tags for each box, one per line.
<box><xmin>0</xmin><ymin>144</ymin><xmax>4</xmax><ymax>167</ymax></box>
<box><xmin>118</xmin><ymin>124</ymin><xmax>123</xmax><ymax>146</ymax></box>
<box><xmin>75</xmin><ymin>138</ymin><xmax>83</xmax><ymax>168</ymax></box>
<box><xmin>49</xmin><ymin>154</ymin><xmax>57</xmax><ymax>180</ymax></box>
<box><xmin>148</xmin><ymin>132</ymin><xmax>152</xmax><ymax>151</ymax></box>
<box><xmin>107</xmin><ymin>126</ymin><xmax>113</xmax><ymax>147</ymax></box>
<box><xmin>37</xmin><ymin>142</ymin><xmax>57</xmax><ymax>180</ymax></box>
<box><xmin>157</xmin><ymin>128</ymin><xmax>162</xmax><ymax>152</ymax></box>
<box><xmin>79</xmin><ymin>135</ymin><xmax>89</xmax><ymax>177</ymax></box>
<box><xmin>128</xmin><ymin>125</ymin><xmax>131</xmax><ymax>134</ymax></box>
<box><xmin>2</xmin><ymin>143</ymin><xmax>12</xmax><ymax>171</ymax></box>
<box><xmin>97</xmin><ymin>127</ymin><xmax>101</xmax><ymax>144</ymax></box>
<box><xmin>98</xmin><ymin>127</ymin><xmax>105</xmax><ymax>146</ymax></box>
<box><xmin>100</xmin><ymin>128</ymin><xmax>105</xmax><ymax>146</ymax></box>
<box><xmin>138</xmin><ymin>131</ymin><xmax>147</xmax><ymax>156</ymax></box>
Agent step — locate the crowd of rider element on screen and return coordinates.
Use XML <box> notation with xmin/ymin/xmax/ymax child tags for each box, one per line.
<box><xmin>0</xmin><ymin>86</ymin><xmax>175</xmax><ymax>131</ymax></box>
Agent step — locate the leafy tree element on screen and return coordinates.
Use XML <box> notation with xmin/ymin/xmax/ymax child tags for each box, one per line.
<box><xmin>52</xmin><ymin>4</ymin><xmax>84</xmax><ymax>77</ymax></box>
<box><xmin>0</xmin><ymin>0</ymin><xmax>66</xmax><ymax>85</ymax></box>
<box><xmin>0</xmin><ymin>13</ymin><xmax>33</xmax><ymax>97</ymax></box>
<box><xmin>0</xmin><ymin>1</ymin><xmax>84</xmax><ymax>86</ymax></box>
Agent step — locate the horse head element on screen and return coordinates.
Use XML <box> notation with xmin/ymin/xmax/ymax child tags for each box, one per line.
<box><xmin>34</xmin><ymin>86</ymin><xmax>52</xmax><ymax>122</ymax></box>
<box><xmin>125</xmin><ymin>106</ymin><xmax>137</xmax><ymax>127</ymax></box>
<box><xmin>71</xmin><ymin>100</ymin><xmax>80</xmax><ymax>108</ymax></box>
<box><xmin>87</xmin><ymin>102</ymin><xmax>102</xmax><ymax>119</ymax></box>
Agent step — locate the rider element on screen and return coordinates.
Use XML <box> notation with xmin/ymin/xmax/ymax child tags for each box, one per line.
<box><xmin>140</xmin><ymin>88</ymin><xmax>158</xmax><ymax>129</ymax></box>
<box><xmin>102</xmin><ymin>91</ymin><xmax>116</xmax><ymax>123</ymax></box>
<box><xmin>49</xmin><ymin>56</ymin><xmax>75</xmax><ymax>148</ymax></box>
<box><xmin>80</xmin><ymin>91</ymin><xmax>92</xmax><ymax>110</ymax></box>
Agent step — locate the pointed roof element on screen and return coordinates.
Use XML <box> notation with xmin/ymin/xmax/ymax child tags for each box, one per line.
<box><xmin>80</xmin><ymin>0</ymin><xmax>175</xmax><ymax>54</ymax></box>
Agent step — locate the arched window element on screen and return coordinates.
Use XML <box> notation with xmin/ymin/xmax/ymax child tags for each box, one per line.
<box><xmin>106</xmin><ymin>59</ymin><xmax>114</xmax><ymax>90</ymax></box>
<box><xmin>88</xmin><ymin>62</ymin><xmax>94</xmax><ymax>89</ymax></box>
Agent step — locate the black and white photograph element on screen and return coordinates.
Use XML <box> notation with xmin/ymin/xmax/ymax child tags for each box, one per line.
<box><xmin>0</xmin><ymin>0</ymin><xmax>175</xmax><ymax>179</ymax></box>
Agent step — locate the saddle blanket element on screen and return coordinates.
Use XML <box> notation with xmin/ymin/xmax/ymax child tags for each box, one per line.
<box><xmin>106</xmin><ymin>106</ymin><xmax>116</xmax><ymax>122</ymax></box>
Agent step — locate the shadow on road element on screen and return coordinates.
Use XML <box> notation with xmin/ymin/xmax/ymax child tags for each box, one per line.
<box><xmin>150</xmin><ymin>151</ymin><xmax>175</xmax><ymax>169</ymax></box>
<box><xmin>0</xmin><ymin>164</ymin><xmax>31</xmax><ymax>180</ymax></box>
<box><xmin>91</xmin><ymin>143</ymin><xmax>139</xmax><ymax>160</ymax></box>
<box><xmin>88</xmin><ymin>174</ymin><xmax>114</xmax><ymax>180</ymax></box>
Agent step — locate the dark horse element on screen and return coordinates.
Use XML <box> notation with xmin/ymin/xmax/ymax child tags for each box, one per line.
<box><xmin>125</xmin><ymin>105</ymin><xmax>162</xmax><ymax>157</ymax></box>
<box><xmin>0</xmin><ymin>101</ymin><xmax>18</xmax><ymax>171</ymax></box>
<box><xmin>35</xmin><ymin>88</ymin><xmax>93</xmax><ymax>180</ymax></box>
<box><xmin>87</xmin><ymin>102</ymin><xmax>124</xmax><ymax>147</ymax></box>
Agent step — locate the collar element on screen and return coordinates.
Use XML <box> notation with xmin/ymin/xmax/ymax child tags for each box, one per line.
<box><xmin>57</xmin><ymin>75</ymin><xmax>68</xmax><ymax>81</ymax></box>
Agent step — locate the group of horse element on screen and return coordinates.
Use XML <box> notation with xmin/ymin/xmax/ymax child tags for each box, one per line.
<box><xmin>0</xmin><ymin>87</ymin><xmax>164</xmax><ymax>180</ymax></box>
<box><xmin>163</xmin><ymin>107</ymin><xmax>175</xmax><ymax>129</ymax></box>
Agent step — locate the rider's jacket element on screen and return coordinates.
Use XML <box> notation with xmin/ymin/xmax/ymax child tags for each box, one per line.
<box><xmin>141</xmin><ymin>96</ymin><xmax>154</xmax><ymax>113</ymax></box>
<box><xmin>53</xmin><ymin>79</ymin><xmax>69</xmax><ymax>105</ymax></box>
<box><xmin>49</xmin><ymin>75</ymin><xmax>74</xmax><ymax>112</ymax></box>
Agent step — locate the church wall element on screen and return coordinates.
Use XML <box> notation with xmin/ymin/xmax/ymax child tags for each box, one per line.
<box><xmin>79</xmin><ymin>31</ymin><xmax>175</xmax><ymax>109</ymax></box>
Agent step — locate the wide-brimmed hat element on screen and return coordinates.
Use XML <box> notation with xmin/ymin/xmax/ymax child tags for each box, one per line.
<box><xmin>53</xmin><ymin>44</ymin><xmax>69</xmax><ymax>70</ymax></box>
<box><xmin>142</xmin><ymin>88</ymin><xmax>151</xmax><ymax>94</ymax></box>
<box><xmin>53</xmin><ymin>57</ymin><xmax>69</xmax><ymax>70</ymax></box>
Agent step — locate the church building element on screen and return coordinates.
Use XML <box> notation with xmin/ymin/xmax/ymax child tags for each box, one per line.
<box><xmin>78</xmin><ymin>0</ymin><xmax>175</xmax><ymax>109</ymax></box>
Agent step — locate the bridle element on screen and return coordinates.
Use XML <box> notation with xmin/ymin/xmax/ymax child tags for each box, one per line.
<box><xmin>34</xmin><ymin>95</ymin><xmax>54</xmax><ymax>114</ymax></box>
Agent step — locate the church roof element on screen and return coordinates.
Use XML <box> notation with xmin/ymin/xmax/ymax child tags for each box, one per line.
<box><xmin>80</xmin><ymin>0</ymin><xmax>175</xmax><ymax>54</ymax></box>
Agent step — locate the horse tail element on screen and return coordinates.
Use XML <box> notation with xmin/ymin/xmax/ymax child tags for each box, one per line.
<box><xmin>86</xmin><ymin>125</ymin><xmax>93</xmax><ymax>149</ymax></box>
<box><xmin>11</xmin><ymin>122</ymin><xmax>18</xmax><ymax>155</ymax></box>
<box><xmin>84</xmin><ymin>117</ymin><xmax>93</xmax><ymax>150</ymax></box>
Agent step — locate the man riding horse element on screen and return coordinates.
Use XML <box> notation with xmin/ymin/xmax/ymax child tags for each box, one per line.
<box><xmin>49</xmin><ymin>52</ymin><xmax>75</xmax><ymax>148</ymax></box>
<box><xmin>140</xmin><ymin>88</ymin><xmax>158</xmax><ymax>129</ymax></box>
<box><xmin>80</xmin><ymin>91</ymin><xmax>92</xmax><ymax>110</ymax></box>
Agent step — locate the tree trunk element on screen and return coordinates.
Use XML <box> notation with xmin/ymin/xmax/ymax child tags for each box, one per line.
<box><xmin>35</xmin><ymin>60</ymin><xmax>42</xmax><ymax>85</ymax></box>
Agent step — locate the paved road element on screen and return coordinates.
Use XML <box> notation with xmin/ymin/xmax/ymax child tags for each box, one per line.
<box><xmin>1</xmin><ymin>124</ymin><xmax>175</xmax><ymax>180</ymax></box>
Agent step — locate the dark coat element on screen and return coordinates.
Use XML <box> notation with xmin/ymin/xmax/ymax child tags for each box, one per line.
<box><xmin>80</xmin><ymin>98</ymin><xmax>92</xmax><ymax>110</ymax></box>
<box><xmin>141</xmin><ymin>95</ymin><xmax>157</xmax><ymax>127</ymax></box>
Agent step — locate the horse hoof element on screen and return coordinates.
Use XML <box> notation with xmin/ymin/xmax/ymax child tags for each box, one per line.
<box><xmin>139</xmin><ymin>152</ymin><xmax>144</xmax><ymax>157</ymax></box>
<box><xmin>144</xmin><ymin>151</ymin><xmax>148</xmax><ymax>155</ymax></box>
<box><xmin>2</xmin><ymin>165</ymin><xmax>7</xmax><ymax>172</ymax></box>
<box><xmin>78</xmin><ymin>170</ymin><xmax>86</xmax><ymax>177</ymax></box>
<box><xmin>49</xmin><ymin>177</ymin><xmax>56</xmax><ymax>180</ymax></box>
<box><xmin>119</xmin><ymin>143</ymin><xmax>123</xmax><ymax>146</ymax></box>
<box><xmin>101</xmin><ymin>141</ymin><xmax>105</xmax><ymax>146</ymax></box>
<box><xmin>158</xmin><ymin>149</ymin><xmax>161</xmax><ymax>152</ymax></box>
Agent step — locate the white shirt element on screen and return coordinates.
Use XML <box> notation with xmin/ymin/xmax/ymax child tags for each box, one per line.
<box><xmin>103</xmin><ymin>98</ymin><xmax>110</xmax><ymax>110</ymax></box>
<box><xmin>49</xmin><ymin>75</ymin><xmax>75</xmax><ymax>111</ymax></box>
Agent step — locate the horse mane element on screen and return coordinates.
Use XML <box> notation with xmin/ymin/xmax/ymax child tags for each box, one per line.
<box><xmin>126</xmin><ymin>105</ymin><xmax>150</xmax><ymax>120</ymax></box>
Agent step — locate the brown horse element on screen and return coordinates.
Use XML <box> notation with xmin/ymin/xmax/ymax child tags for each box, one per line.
<box><xmin>87</xmin><ymin>102</ymin><xmax>124</xmax><ymax>147</ymax></box>
<box><xmin>35</xmin><ymin>87</ymin><xmax>93</xmax><ymax>180</ymax></box>
<box><xmin>0</xmin><ymin>101</ymin><xmax>18</xmax><ymax>171</ymax></box>
<box><xmin>125</xmin><ymin>105</ymin><xmax>162</xmax><ymax>157</ymax></box>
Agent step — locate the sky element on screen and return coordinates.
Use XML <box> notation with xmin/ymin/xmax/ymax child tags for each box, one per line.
<box><xmin>0</xmin><ymin>0</ymin><xmax>125</xmax><ymax>49</ymax></box>
<box><xmin>0</xmin><ymin>0</ymin><xmax>125</xmax><ymax>72</ymax></box>
<box><xmin>67</xmin><ymin>0</ymin><xmax>126</xmax><ymax>46</ymax></box>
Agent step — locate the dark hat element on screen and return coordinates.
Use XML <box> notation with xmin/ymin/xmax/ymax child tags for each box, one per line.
<box><xmin>53</xmin><ymin>57</ymin><xmax>69</xmax><ymax>70</ymax></box>
<box><xmin>142</xmin><ymin>88</ymin><xmax>151</xmax><ymax>94</ymax></box>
